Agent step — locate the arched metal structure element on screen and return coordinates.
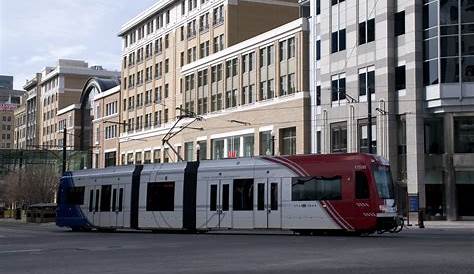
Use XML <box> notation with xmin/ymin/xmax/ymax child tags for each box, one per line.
<box><xmin>79</xmin><ymin>77</ymin><xmax>120</xmax><ymax>151</ymax></box>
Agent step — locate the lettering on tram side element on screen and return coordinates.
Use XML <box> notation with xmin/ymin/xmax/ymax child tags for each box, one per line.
<box><xmin>293</xmin><ymin>203</ymin><xmax>320</xmax><ymax>208</ymax></box>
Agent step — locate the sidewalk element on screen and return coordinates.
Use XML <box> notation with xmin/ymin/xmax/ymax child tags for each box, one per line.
<box><xmin>405</xmin><ymin>220</ymin><xmax>474</xmax><ymax>230</ymax></box>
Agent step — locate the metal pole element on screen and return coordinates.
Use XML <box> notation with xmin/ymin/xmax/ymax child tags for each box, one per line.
<box><xmin>62</xmin><ymin>128</ymin><xmax>67</xmax><ymax>175</ymax></box>
<box><xmin>271</xmin><ymin>135</ymin><xmax>275</xmax><ymax>156</ymax></box>
<box><xmin>368</xmin><ymin>88</ymin><xmax>373</xmax><ymax>154</ymax></box>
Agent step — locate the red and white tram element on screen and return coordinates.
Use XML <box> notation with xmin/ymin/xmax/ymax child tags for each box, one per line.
<box><xmin>57</xmin><ymin>153</ymin><xmax>403</xmax><ymax>234</ymax></box>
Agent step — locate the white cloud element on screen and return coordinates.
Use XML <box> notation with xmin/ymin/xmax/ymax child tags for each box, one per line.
<box><xmin>0</xmin><ymin>0</ymin><xmax>157</xmax><ymax>90</ymax></box>
<box><xmin>48</xmin><ymin>45</ymin><xmax>87</xmax><ymax>59</ymax></box>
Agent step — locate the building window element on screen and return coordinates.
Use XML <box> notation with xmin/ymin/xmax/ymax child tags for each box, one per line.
<box><xmin>395</xmin><ymin>65</ymin><xmax>406</xmax><ymax>90</ymax></box>
<box><xmin>104</xmin><ymin>152</ymin><xmax>116</xmax><ymax>167</ymax></box>
<box><xmin>358</xmin><ymin>66</ymin><xmax>375</xmax><ymax>97</ymax></box>
<box><xmin>185</xmin><ymin>142</ymin><xmax>194</xmax><ymax>161</ymax></box>
<box><xmin>146</xmin><ymin>182</ymin><xmax>175</xmax><ymax>211</ymax></box>
<box><xmin>316</xmin><ymin>39</ymin><xmax>321</xmax><ymax>60</ymax></box>
<box><xmin>153</xmin><ymin>149</ymin><xmax>161</xmax><ymax>163</ymax></box>
<box><xmin>395</xmin><ymin>11</ymin><xmax>405</xmax><ymax>36</ymax></box>
<box><xmin>280</xmin><ymin>127</ymin><xmax>296</xmax><ymax>155</ymax></box>
<box><xmin>144</xmin><ymin>151</ymin><xmax>151</xmax><ymax>164</ymax></box>
<box><xmin>331</xmin><ymin>29</ymin><xmax>346</xmax><ymax>53</ymax></box>
<box><xmin>331</xmin><ymin>73</ymin><xmax>346</xmax><ymax>102</ymax></box>
<box><xmin>358</xmin><ymin>119</ymin><xmax>377</xmax><ymax>153</ymax></box>
<box><xmin>213</xmin><ymin>5</ymin><xmax>224</xmax><ymax>26</ymax></box>
<box><xmin>211</xmin><ymin>139</ymin><xmax>224</xmax><ymax>159</ymax></box>
<box><xmin>359</xmin><ymin>19</ymin><xmax>375</xmax><ymax>45</ymax></box>
<box><xmin>331</xmin><ymin>122</ymin><xmax>347</xmax><ymax>153</ymax></box>
<box><xmin>316</xmin><ymin>130</ymin><xmax>322</xmax><ymax>154</ymax></box>
<box><xmin>197</xmin><ymin>140</ymin><xmax>207</xmax><ymax>160</ymax></box>
<box><xmin>135</xmin><ymin>152</ymin><xmax>142</xmax><ymax>164</ymax></box>
<box><xmin>316</xmin><ymin>85</ymin><xmax>321</xmax><ymax>106</ymax></box>
<box><xmin>454</xmin><ymin>116</ymin><xmax>474</xmax><ymax>153</ymax></box>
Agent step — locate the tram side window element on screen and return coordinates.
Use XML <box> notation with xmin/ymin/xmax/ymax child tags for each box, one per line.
<box><xmin>118</xmin><ymin>188</ymin><xmax>124</xmax><ymax>212</ymax></box>
<box><xmin>355</xmin><ymin>171</ymin><xmax>370</xmax><ymax>199</ymax></box>
<box><xmin>233</xmin><ymin>179</ymin><xmax>254</xmax><ymax>211</ymax></box>
<box><xmin>112</xmin><ymin>189</ymin><xmax>117</xmax><ymax>211</ymax></box>
<box><xmin>291</xmin><ymin>177</ymin><xmax>341</xmax><ymax>201</ymax></box>
<box><xmin>89</xmin><ymin>190</ymin><xmax>94</xmax><ymax>212</ymax></box>
<box><xmin>270</xmin><ymin>183</ymin><xmax>278</xmax><ymax>210</ymax></box>
<box><xmin>210</xmin><ymin>185</ymin><xmax>217</xmax><ymax>211</ymax></box>
<box><xmin>222</xmin><ymin>184</ymin><xmax>229</xmax><ymax>211</ymax></box>
<box><xmin>146</xmin><ymin>182</ymin><xmax>175</xmax><ymax>211</ymax></box>
<box><xmin>100</xmin><ymin>185</ymin><xmax>112</xmax><ymax>212</ymax></box>
<box><xmin>95</xmin><ymin>189</ymin><xmax>100</xmax><ymax>212</ymax></box>
<box><xmin>66</xmin><ymin>186</ymin><xmax>85</xmax><ymax>205</ymax></box>
<box><xmin>257</xmin><ymin>183</ymin><xmax>265</xmax><ymax>210</ymax></box>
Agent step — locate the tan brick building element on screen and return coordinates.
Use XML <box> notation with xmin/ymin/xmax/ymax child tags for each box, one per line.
<box><xmin>92</xmin><ymin>84</ymin><xmax>121</xmax><ymax>168</ymax></box>
<box><xmin>38</xmin><ymin>60</ymin><xmax>120</xmax><ymax>150</ymax></box>
<box><xmin>116</xmin><ymin>0</ymin><xmax>303</xmax><ymax>166</ymax></box>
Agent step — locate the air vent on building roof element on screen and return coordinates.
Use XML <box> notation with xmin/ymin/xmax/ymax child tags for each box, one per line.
<box><xmin>90</xmin><ymin>66</ymin><xmax>104</xmax><ymax>71</ymax></box>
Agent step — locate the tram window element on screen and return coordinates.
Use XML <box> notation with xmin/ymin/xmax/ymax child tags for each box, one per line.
<box><xmin>210</xmin><ymin>185</ymin><xmax>217</xmax><ymax>211</ymax></box>
<box><xmin>291</xmin><ymin>177</ymin><xmax>341</xmax><ymax>201</ymax></box>
<box><xmin>89</xmin><ymin>190</ymin><xmax>94</xmax><ymax>212</ymax></box>
<box><xmin>146</xmin><ymin>182</ymin><xmax>175</xmax><ymax>211</ymax></box>
<box><xmin>233</xmin><ymin>179</ymin><xmax>254</xmax><ymax>211</ymax></box>
<box><xmin>100</xmin><ymin>185</ymin><xmax>112</xmax><ymax>212</ymax></box>
<box><xmin>270</xmin><ymin>183</ymin><xmax>278</xmax><ymax>210</ymax></box>
<box><xmin>257</xmin><ymin>183</ymin><xmax>265</xmax><ymax>211</ymax></box>
<box><xmin>118</xmin><ymin>188</ymin><xmax>123</xmax><ymax>212</ymax></box>
<box><xmin>112</xmin><ymin>189</ymin><xmax>117</xmax><ymax>211</ymax></box>
<box><xmin>355</xmin><ymin>171</ymin><xmax>370</xmax><ymax>199</ymax></box>
<box><xmin>95</xmin><ymin>189</ymin><xmax>100</xmax><ymax>212</ymax></box>
<box><xmin>66</xmin><ymin>186</ymin><xmax>85</xmax><ymax>205</ymax></box>
<box><xmin>222</xmin><ymin>184</ymin><xmax>229</xmax><ymax>211</ymax></box>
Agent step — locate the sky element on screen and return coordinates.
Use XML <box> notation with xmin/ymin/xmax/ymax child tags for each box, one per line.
<box><xmin>0</xmin><ymin>0</ymin><xmax>157</xmax><ymax>90</ymax></box>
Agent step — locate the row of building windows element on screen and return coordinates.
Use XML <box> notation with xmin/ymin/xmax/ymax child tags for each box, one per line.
<box><xmin>105</xmin><ymin>101</ymin><xmax>118</xmax><ymax>116</ymax></box>
<box><xmin>43</xmin><ymin>108</ymin><xmax>58</xmax><ymax>122</ymax></box>
<box><xmin>123</xmin><ymin>33</ymin><xmax>224</xmax><ymax>74</ymax></box>
<box><xmin>123</xmin><ymin>109</ymin><xmax>168</xmax><ymax>133</ymax></box>
<box><xmin>120</xmin><ymin>128</ymin><xmax>296</xmax><ymax>166</ymax></box>
<box><xmin>321</xmin><ymin>65</ymin><xmax>406</xmax><ymax>105</ymax></box>
<box><xmin>124</xmin><ymin>2</ymin><xmax>224</xmax><ymax>48</ymax></box>
<box><xmin>123</xmin><ymin>86</ymin><xmax>168</xmax><ymax>112</ymax></box>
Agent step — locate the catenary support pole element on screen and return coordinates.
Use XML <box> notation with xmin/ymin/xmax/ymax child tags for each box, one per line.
<box><xmin>62</xmin><ymin>128</ymin><xmax>67</xmax><ymax>175</ymax></box>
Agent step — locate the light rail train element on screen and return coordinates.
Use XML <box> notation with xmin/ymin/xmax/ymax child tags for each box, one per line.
<box><xmin>56</xmin><ymin>153</ymin><xmax>403</xmax><ymax>234</ymax></box>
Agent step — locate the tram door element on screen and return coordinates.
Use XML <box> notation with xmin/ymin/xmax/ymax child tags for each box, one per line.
<box><xmin>112</xmin><ymin>185</ymin><xmax>125</xmax><ymax>227</ymax></box>
<box><xmin>207</xmin><ymin>180</ymin><xmax>232</xmax><ymax>229</ymax></box>
<box><xmin>254</xmin><ymin>178</ymin><xmax>282</xmax><ymax>229</ymax></box>
<box><xmin>98</xmin><ymin>185</ymin><xmax>113</xmax><ymax>227</ymax></box>
<box><xmin>89</xmin><ymin>186</ymin><xmax>100</xmax><ymax>226</ymax></box>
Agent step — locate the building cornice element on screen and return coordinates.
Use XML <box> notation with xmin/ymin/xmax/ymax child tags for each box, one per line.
<box><xmin>57</xmin><ymin>104</ymin><xmax>81</xmax><ymax>116</ymax></box>
<box><xmin>40</xmin><ymin>67</ymin><xmax>120</xmax><ymax>85</ymax></box>
<box><xmin>93</xmin><ymin>85</ymin><xmax>121</xmax><ymax>101</ymax></box>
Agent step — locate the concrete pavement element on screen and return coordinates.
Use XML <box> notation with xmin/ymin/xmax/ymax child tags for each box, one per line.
<box><xmin>0</xmin><ymin>219</ymin><xmax>473</xmax><ymax>274</ymax></box>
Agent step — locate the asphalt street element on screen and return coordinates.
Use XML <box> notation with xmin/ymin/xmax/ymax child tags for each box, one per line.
<box><xmin>0</xmin><ymin>221</ymin><xmax>472</xmax><ymax>274</ymax></box>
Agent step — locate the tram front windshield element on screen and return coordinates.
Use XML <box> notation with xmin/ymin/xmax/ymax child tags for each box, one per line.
<box><xmin>373</xmin><ymin>165</ymin><xmax>395</xmax><ymax>199</ymax></box>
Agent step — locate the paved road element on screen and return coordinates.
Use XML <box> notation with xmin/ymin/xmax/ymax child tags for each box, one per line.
<box><xmin>0</xmin><ymin>222</ymin><xmax>472</xmax><ymax>274</ymax></box>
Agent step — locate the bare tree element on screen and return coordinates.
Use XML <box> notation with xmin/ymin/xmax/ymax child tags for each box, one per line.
<box><xmin>1</xmin><ymin>165</ymin><xmax>59</xmax><ymax>207</ymax></box>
